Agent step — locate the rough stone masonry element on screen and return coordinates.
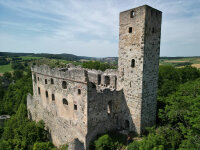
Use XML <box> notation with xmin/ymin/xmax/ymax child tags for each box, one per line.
<box><xmin>27</xmin><ymin>5</ymin><xmax>162</xmax><ymax>150</ymax></box>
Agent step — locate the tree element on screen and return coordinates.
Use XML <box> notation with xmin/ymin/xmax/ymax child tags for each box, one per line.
<box><xmin>13</xmin><ymin>70</ymin><xmax>24</xmax><ymax>80</ymax></box>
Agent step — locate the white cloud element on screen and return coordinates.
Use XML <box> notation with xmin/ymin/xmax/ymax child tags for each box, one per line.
<box><xmin>0</xmin><ymin>0</ymin><xmax>199</xmax><ymax>57</ymax></box>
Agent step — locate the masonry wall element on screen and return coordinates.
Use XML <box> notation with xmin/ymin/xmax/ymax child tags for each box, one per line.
<box><xmin>28</xmin><ymin>66</ymin><xmax>88</xmax><ymax>148</ymax></box>
<box><xmin>118</xmin><ymin>5</ymin><xmax>162</xmax><ymax>134</ymax></box>
<box><xmin>118</xmin><ymin>6</ymin><xmax>146</xmax><ymax>134</ymax></box>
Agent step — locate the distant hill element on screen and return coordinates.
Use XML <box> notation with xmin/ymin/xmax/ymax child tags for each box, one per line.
<box><xmin>1</xmin><ymin>52</ymin><xmax>200</xmax><ymax>64</ymax></box>
<box><xmin>0</xmin><ymin>52</ymin><xmax>95</xmax><ymax>61</ymax></box>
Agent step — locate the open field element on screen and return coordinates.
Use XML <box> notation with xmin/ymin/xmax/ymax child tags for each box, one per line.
<box><xmin>159</xmin><ymin>57</ymin><xmax>200</xmax><ymax>68</ymax></box>
<box><xmin>0</xmin><ymin>64</ymin><xmax>13</xmax><ymax>73</ymax></box>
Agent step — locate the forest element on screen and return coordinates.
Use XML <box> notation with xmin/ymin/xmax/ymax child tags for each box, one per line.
<box><xmin>0</xmin><ymin>62</ymin><xmax>200</xmax><ymax>149</ymax></box>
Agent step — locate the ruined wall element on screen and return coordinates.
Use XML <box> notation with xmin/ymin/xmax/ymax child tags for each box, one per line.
<box><xmin>118</xmin><ymin>5</ymin><xmax>162</xmax><ymax>134</ymax></box>
<box><xmin>28</xmin><ymin>65</ymin><xmax>88</xmax><ymax>148</ymax></box>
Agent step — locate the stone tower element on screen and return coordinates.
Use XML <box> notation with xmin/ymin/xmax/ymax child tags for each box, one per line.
<box><xmin>118</xmin><ymin>5</ymin><xmax>162</xmax><ymax>134</ymax></box>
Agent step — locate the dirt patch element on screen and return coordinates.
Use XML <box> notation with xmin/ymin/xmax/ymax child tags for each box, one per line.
<box><xmin>192</xmin><ymin>64</ymin><xmax>200</xmax><ymax>68</ymax></box>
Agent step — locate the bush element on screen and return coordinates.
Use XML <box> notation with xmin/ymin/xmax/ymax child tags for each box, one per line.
<box><xmin>33</xmin><ymin>142</ymin><xmax>54</xmax><ymax>150</ymax></box>
<box><xmin>94</xmin><ymin>134</ymin><xmax>113</xmax><ymax>150</ymax></box>
<box><xmin>93</xmin><ymin>132</ymin><xmax>126</xmax><ymax>150</ymax></box>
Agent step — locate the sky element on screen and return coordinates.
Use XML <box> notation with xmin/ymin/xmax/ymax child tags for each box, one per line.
<box><xmin>0</xmin><ymin>0</ymin><xmax>199</xmax><ymax>57</ymax></box>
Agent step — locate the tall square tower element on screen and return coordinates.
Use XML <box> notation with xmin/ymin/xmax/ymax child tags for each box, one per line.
<box><xmin>118</xmin><ymin>5</ymin><xmax>162</xmax><ymax>134</ymax></box>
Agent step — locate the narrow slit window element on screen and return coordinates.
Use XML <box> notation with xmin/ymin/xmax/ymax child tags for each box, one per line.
<box><xmin>51</xmin><ymin>78</ymin><xmax>54</xmax><ymax>84</ymax></box>
<box><xmin>45</xmin><ymin>79</ymin><xmax>48</xmax><ymax>84</ymax></box>
<box><xmin>52</xmin><ymin>94</ymin><xmax>55</xmax><ymax>101</ymax></box>
<box><xmin>34</xmin><ymin>74</ymin><xmax>36</xmax><ymax>83</ymax></box>
<box><xmin>130</xmin><ymin>10</ymin><xmax>134</xmax><ymax>18</ymax></box>
<box><xmin>129</xmin><ymin>27</ymin><xmax>132</xmax><ymax>33</ymax></box>
<box><xmin>45</xmin><ymin>91</ymin><xmax>48</xmax><ymax>98</ymax></box>
<box><xmin>78</xmin><ymin>89</ymin><xmax>81</xmax><ymax>95</ymax></box>
<box><xmin>74</xmin><ymin>104</ymin><xmax>77</xmax><ymax>110</ymax></box>
<box><xmin>38</xmin><ymin>77</ymin><xmax>39</xmax><ymax>81</ymax></box>
<box><xmin>38</xmin><ymin>87</ymin><xmax>40</xmax><ymax>95</ymax></box>
<box><xmin>131</xmin><ymin>59</ymin><xmax>135</xmax><ymax>68</ymax></box>
<box><xmin>98</xmin><ymin>74</ymin><xmax>101</xmax><ymax>85</ymax></box>
<box><xmin>152</xmin><ymin>27</ymin><xmax>155</xmax><ymax>33</ymax></box>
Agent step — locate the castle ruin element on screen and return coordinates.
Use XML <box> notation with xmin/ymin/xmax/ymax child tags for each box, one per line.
<box><xmin>27</xmin><ymin>5</ymin><xmax>162</xmax><ymax>150</ymax></box>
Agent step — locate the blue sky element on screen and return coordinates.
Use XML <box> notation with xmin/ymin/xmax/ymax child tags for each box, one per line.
<box><xmin>0</xmin><ymin>0</ymin><xmax>199</xmax><ymax>57</ymax></box>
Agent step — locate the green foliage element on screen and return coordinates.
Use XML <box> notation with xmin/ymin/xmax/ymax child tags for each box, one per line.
<box><xmin>95</xmin><ymin>134</ymin><xmax>113</xmax><ymax>150</ymax></box>
<box><xmin>13</xmin><ymin>70</ymin><xmax>24</xmax><ymax>80</ymax></box>
<box><xmin>158</xmin><ymin>65</ymin><xmax>200</xmax><ymax>97</ymax></box>
<box><xmin>2</xmin><ymin>72</ymin><xmax>12</xmax><ymax>82</ymax></box>
<box><xmin>93</xmin><ymin>132</ymin><xmax>126</xmax><ymax>150</ymax></box>
<box><xmin>59</xmin><ymin>144</ymin><xmax>68</xmax><ymax>150</ymax></box>
<box><xmin>33</xmin><ymin>142</ymin><xmax>54</xmax><ymax>150</ymax></box>
<box><xmin>0</xmin><ymin>70</ymin><xmax>32</xmax><ymax>115</ymax></box>
<box><xmin>0</xmin><ymin>66</ymin><xmax>53</xmax><ymax>150</ymax></box>
<box><xmin>82</xmin><ymin>61</ymin><xmax>116</xmax><ymax>71</ymax></box>
<box><xmin>0</xmin><ymin>57</ymin><xmax>9</xmax><ymax>65</ymax></box>
<box><xmin>11</xmin><ymin>62</ymin><xmax>25</xmax><ymax>70</ymax></box>
<box><xmin>0</xmin><ymin>104</ymin><xmax>50</xmax><ymax>150</ymax></box>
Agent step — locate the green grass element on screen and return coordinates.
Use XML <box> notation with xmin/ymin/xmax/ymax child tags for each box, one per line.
<box><xmin>0</xmin><ymin>64</ymin><xmax>13</xmax><ymax>73</ymax></box>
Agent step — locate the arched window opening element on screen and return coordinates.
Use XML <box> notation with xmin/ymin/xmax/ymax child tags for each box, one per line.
<box><xmin>130</xmin><ymin>10</ymin><xmax>135</xmax><ymax>18</ymax></box>
<box><xmin>51</xmin><ymin>78</ymin><xmax>54</xmax><ymax>84</ymax></box>
<box><xmin>107</xmin><ymin>101</ymin><xmax>112</xmax><ymax>115</ymax></box>
<box><xmin>63</xmin><ymin>98</ymin><xmax>68</xmax><ymax>105</ymax></box>
<box><xmin>45</xmin><ymin>91</ymin><xmax>48</xmax><ymax>98</ymax></box>
<box><xmin>62</xmin><ymin>81</ymin><xmax>67</xmax><ymax>89</ymax></box>
<box><xmin>105</xmin><ymin>76</ymin><xmax>110</xmax><ymax>86</ymax></box>
<box><xmin>98</xmin><ymin>74</ymin><xmax>101</xmax><ymax>85</ymax></box>
<box><xmin>45</xmin><ymin>79</ymin><xmax>48</xmax><ymax>84</ymax></box>
<box><xmin>78</xmin><ymin>89</ymin><xmax>81</xmax><ymax>95</ymax></box>
<box><xmin>38</xmin><ymin>87</ymin><xmax>40</xmax><ymax>95</ymax></box>
<box><xmin>125</xmin><ymin>120</ymin><xmax>130</xmax><ymax>129</ymax></box>
<box><xmin>129</xmin><ymin>27</ymin><xmax>132</xmax><ymax>33</ymax></box>
<box><xmin>52</xmin><ymin>94</ymin><xmax>55</xmax><ymax>101</ymax></box>
<box><xmin>74</xmin><ymin>104</ymin><xmax>77</xmax><ymax>110</ymax></box>
<box><xmin>131</xmin><ymin>59</ymin><xmax>135</xmax><ymax>68</ymax></box>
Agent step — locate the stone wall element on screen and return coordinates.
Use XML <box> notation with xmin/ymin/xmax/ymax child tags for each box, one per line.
<box><xmin>29</xmin><ymin>65</ymin><xmax>88</xmax><ymax>148</ymax></box>
<box><xmin>118</xmin><ymin>5</ymin><xmax>162</xmax><ymax>134</ymax></box>
<box><xmin>28</xmin><ymin>65</ymin><xmax>119</xmax><ymax>149</ymax></box>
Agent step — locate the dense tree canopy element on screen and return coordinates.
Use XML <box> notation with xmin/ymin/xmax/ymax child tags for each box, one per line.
<box><xmin>82</xmin><ymin>61</ymin><xmax>116</xmax><ymax>71</ymax></box>
<box><xmin>0</xmin><ymin>69</ymin><xmax>55</xmax><ymax>150</ymax></box>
